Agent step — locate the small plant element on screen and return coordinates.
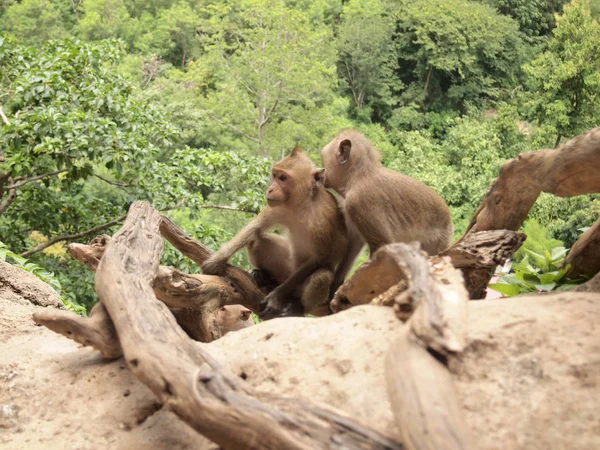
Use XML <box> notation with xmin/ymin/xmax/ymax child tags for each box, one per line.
<box><xmin>489</xmin><ymin>245</ymin><xmax>584</xmax><ymax>297</ymax></box>
<box><xmin>0</xmin><ymin>241</ymin><xmax>86</xmax><ymax>314</ymax></box>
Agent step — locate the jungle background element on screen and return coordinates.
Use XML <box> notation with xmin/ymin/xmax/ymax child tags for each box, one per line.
<box><xmin>1</xmin><ymin>0</ymin><xmax>599</xmax><ymax>312</ymax></box>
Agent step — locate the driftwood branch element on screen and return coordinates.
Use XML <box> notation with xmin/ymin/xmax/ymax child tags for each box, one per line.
<box><xmin>565</xmin><ymin>216</ymin><xmax>600</xmax><ymax>279</ymax></box>
<box><xmin>21</xmin><ymin>215</ymin><xmax>127</xmax><ymax>257</ymax></box>
<box><xmin>91</xmin><ymin>200</ymin><xmax>402</xmax><ymax>450</ymax></box>
<box><xmin>160</xmin><ymin>215</ymin><xmax>264</xmax><ymax>311</ymax></box>
<box><xmin>380</xmin><ymin>243</ymin><xmax>473</xmax><ymax>450</ymax></box>
<box><xmin>441</xmin><ymin>230</ymin><xmax>525</xmax><ymax>299</ymax></box>
<box><xmin>461</xmin><ymin>126</ymin><xmax>600</xmax><ymax>237</ymax></box>
<box><xmin>33</xmin><ymin>302</ymin><xmax>122</xmax><ymax>359</ymax></box>
<box><xmin>333</xmin><ymin>230</ymin><xmax>523</xmax><ymax>306</ymax></box>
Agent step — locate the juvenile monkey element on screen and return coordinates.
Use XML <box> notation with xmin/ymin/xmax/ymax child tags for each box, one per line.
<box><xmin>201</xmin><ymin>147</ymin><xmax>356</xmax><ymax>319</ymax></box>
<box><xmin>321</xmin><ymin>129</ymin><xmax>453</xmax><ymax>255</ymax></box>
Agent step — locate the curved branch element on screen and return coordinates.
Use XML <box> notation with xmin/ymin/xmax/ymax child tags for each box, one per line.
<box><xmin>199</xmin><ymin>204</ymin><xmax>256</xmax><ymax>214</ymax></box>
<box><xmin>1</xmin><ymin>170</ymin><xmax>68</xmax><ymax>192</ymax></box>
<box><xmin>0</xmin><ymin>177</ymin><xmax>17</xmax><ymax>215</ymax></box>
<box><xmin>20</xmin><ymin>214</ymin><xmax>127</xmax><ymax>258</ymax></box>
<box><xmin>93</xmin><ymin>201</ymin><xmax>402</xmax><ymax>450</ymax></box>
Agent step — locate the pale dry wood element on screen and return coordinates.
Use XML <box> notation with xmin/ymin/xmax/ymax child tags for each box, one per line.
<box><xmin>33</xmin><ymin>302</ymin><xmax>122</xmax><ymax>359</ymax></box>
<box><xmin>381</xmin><ymin>243</ymin><xmax>473</xmax><ymax>450</ymax></box>
<box><xmin>565</xmin><ymin>217</ymin><xmax>600</xmax><ymax>279</ymax></box>
<box><xmin>159</xmin><ymin>215</ymin><xmax>264</xmax><ymax>312</ymax></box>
<box><xmin>331</xmin><ymin>247</ymin><xmax>407</xmax><ymax>312</ymax></box>
<box><xmin>386</xmin><ymin>328</ymin><xmax>474</xmax><ymax>450</ymax></box>
<box><xmin>441</xmin><ymin>230</ymin><xmax>525</xmax><ymax>299</ymax></box>
<box><xmin>334</xmin><ymin>230</ymin><xmax>518</xmax><ymax>305</ymax></box>
<box><xmin>93</xmin><ymin>201</ymin><xmax>402</xmax><ymax>450</ymax></box>
<box><xmin>462</xmin><ymin>126</ymin><xmax>600</xmax><ymax>237</ymax></box>
<box><xmin>455</xmin><ymin>127</ymin><xmax>600</xmax><ymax>295</ymax></box>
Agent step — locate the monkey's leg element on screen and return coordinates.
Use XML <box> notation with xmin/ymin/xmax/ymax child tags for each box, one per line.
<box><xmin>301</xmin><ymin>268</ymin><xmax>334</xmax><ymax>317</ymax></box>
<box><xmin>247</xmin><ymin>232</ymin><xmax>293</xmax><ymax>286</ymax></box>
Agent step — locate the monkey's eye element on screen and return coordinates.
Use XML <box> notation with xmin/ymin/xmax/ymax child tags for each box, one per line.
<box><xmin>279</xmin><ymin>174</ymin><xmax>288</xmax><ymax>182</ymax></box>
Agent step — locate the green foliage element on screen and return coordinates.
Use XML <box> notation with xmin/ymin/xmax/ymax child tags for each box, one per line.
<box><xmin>489</xmin><ymin>245</ymin><xmax>581</xmax><ymax>296</ymax></box>
<box><xmin>0</xmin><ymin>240</ymin><xmax>85</xmax><ymax>314</ymax></box>
<box><xmin>1</xmin><ymin>0</ymin><xmax>598</xmax><ymax>315</ymax></box>
<box><xmin>522</xmin><ymin>0</ymin><xmax>600</xmax><ymax>146</ymax></box>
<box><xmin>388</xmin><ymin>0</ymin><xmax>524</xmax><ymax>114</ymax></box>
<box><xmin>0</xmin><ymin>0</ymin><xmax>68</xmax><ymax>46</ymax></box>
<box><xmin>483</xmin><ymin>0</ymin><xmax>568</xmax><ymax>38</ymax></box>
<box><xmin>512</xmin><ymin>219</ymin><xmax>565</xmax><ymax>263</ymax></box>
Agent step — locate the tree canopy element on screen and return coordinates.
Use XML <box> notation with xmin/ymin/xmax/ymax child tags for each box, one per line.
<box><xmin>1</xmin><ymin>0</ymin><xmax>598</xmax><ymax>311</ymax></box>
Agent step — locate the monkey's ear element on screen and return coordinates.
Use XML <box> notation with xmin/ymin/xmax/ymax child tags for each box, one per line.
<box><xmin>337</xmin><ymin>139</ymin><xmax>351</xmax><ymax>165</ymax></box>
<box><xmin>312</xmin><ymin>168</ymin><xmax>325</xmax><ymax>188</ymax></box>
<box><xmin>290</xmin><ymin>146</ymin><xmax>304</xmax><ymax>157</ymax></box>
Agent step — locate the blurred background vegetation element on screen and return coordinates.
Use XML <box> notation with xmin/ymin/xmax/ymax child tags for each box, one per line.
<box><xmin>1</xmin><ymin>0</ymin><xmax>598</xmax><ymax>311</ymax></box>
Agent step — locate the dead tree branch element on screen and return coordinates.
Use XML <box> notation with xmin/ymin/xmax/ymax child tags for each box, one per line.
<box><xmin>89</xmin><ymin>200</ymin><xmax>401</xmax><ymax>450</ymax></box>
<box><xmin>454</xmin><ymin>127</ymin><xmax>600</xmax><ymax>295</ymax></box>
<box><xmin>380</xmin><ymin>243</ymin><xmax>473</xmax><ymax>450</ymax></box>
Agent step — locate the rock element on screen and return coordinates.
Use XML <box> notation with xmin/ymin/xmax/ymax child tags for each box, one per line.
<box><xmin>0</xmin><ymin>289</ymin><xmax>599</xmax><ymax>449</ymax></box>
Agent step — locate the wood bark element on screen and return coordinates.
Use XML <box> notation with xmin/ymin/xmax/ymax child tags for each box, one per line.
<box><xmin>456</xmin><ymin>126</ymin><xmax>600</xmax><ymax>295</ymax></box>
<box><xmin>86</xmin><ymin>200</ymin><xmax>403</xmax><ymax>450</ymax></box>
<box><xmin>565</xmin><ymin>216</ymin><xmax>600</xmax><ymax>279</ymax></box>
<box><xmin>381</xmin><ymin>244</ymin><xmax>473</xmax><ymax>450</ymax></box>
<box><xmin>333</xmin><ymin>230</ymin><xmax>523</xmax><ymax>306</ymax></box>
<box><xmin>33</xmin><ymin>302</ymin><xmax>122</xmax><ymax>359</ymax></box>
<box><xmin>159</xmin><ymin>215</ymin><xmax>264</xmax><ymax>312</ymax></box>
<box><xmin>441</xmin><ymin>230</ymin><xmax>525</xmax><ymax>299</ymax></box>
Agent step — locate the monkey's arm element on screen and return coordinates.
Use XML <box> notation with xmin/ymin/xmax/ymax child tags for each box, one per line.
<box><xmin>259</xmin><ymin>260</ymin><xmax>320</xmax><ymax>319</ymax></box>
<box><xmin>330</xmin><ymin>231</ymin><xmax>365</xmax><ymax>298</ymax></box>
<box><xmin>201</xmin><ymin>209</ymin><xmax>273</xmax><ymax>275</ymax></box>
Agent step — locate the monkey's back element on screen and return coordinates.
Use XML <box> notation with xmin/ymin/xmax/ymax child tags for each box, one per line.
<box><xmin>345</xmin><ymin>167</ymin><xmax>452</xmax><ymax>254</ymax></box>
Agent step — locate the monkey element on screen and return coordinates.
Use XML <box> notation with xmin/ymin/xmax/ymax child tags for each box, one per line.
<box><xmin>216</xmin><ymin>305</ymin><xmax>254</xmax><ymax>335</ymax></box>
<box><xmin>201</xmin><ymin>147</ymin><xmax>359</xmax><ymax>319</ymax></box>
<box><xmin>321</xmin><ymin>129</ymin><xmax>453</xmax><ymax>256</ymax></box>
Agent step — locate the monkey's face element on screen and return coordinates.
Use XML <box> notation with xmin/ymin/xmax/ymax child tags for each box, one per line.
<box><xmin>266</xmin><ymin>168</ymin><xmax>291</xmax><ymax>206</ymax></box>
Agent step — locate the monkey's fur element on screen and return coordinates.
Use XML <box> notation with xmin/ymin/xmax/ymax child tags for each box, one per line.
<box><xmin>202</xmin><ymin>147</ymin><xmax>359</xmax><ymax>319</ymax></box>
<box><xmin>321</xmin><ymin>129</ymin><xmax>453</xmax><ymax>255</ymax></box>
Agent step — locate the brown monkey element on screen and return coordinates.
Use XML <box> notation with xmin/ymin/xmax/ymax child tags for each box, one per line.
<box><xmin>201</xmin><ymin>147</ymin><xmax>357</xmax><ymax>319</ymax></box>
<box><xmin>216</xmin><ymin>305</ymin><xmax>254</xmax><ymax>335</ymax></box>
<box><xmin>321</xmin><ymin>129</ymin><xmax>453</xmax><ymax>255</ymax></box>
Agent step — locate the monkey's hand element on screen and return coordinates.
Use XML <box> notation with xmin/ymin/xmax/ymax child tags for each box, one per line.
<box><xmin>259</xmin><ymin>290</ymin><xmax>287</xmax><ymax>320</ymax></box>
<box><xmin>201</xmin><ymin>253</ymin><xmax>228</xmax><ymax>275</ymax></box>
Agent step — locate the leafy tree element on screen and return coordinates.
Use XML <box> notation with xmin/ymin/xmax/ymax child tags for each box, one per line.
<box><xmin>387</xmin><ymin>0</ymin><xmax>523</xmax><ymax>114</ymax></box>
<box><xmin>336</xmin><ymin>0</ymin><xmax>397</xmax><ymax>117</ymax></box>
<box><xmin>189</xmin><ymin>0</ymin><xmax>342</xmax><ymax>157</ymax></box>
<box><xmin>136</xmin><ymin>1</ymin><xmax>202</xmax><ymax>66</ymax></box>
<box><xmin>0</xmin><ymin>0</ymin><xmax>68</xmax><ymax>45</ymax></box>
<box><xmin>76</xmin><ymin>0</ymin><xmax>135</xmax><ymax>43</ymax></box>
<box><xmin>522</xmin><ymin>0</ymin><xmax>600</xmax><ymax>147</ymax></box>
<box><xmin>483</xmin><ymin>0</ymin><xmax>568</xmax><ymax>38</ymax></box>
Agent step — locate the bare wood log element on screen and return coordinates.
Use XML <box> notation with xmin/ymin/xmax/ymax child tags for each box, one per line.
<box><xmin>68</xmin><ymin>236</ymin><xmax>243</xmax><ymax>309</ymax></box>
<box><xmin>386</xmin><ymin>328</ymin><xmax>474</xmax><ymax>450</ymax></box>
<box><xmin>461</xmin><ymin>126</ymin><xmax>600</xmax><ymax>238</ymax></box>
<box><xmin>452</xmin><ymin>128</ymin><xmax>600</xmax><ymax>297</ymax></box>
<box><xmin>441</xmin><ymin>230</ymin><xmax>525</xmax><ymax>299</ymax></box>
<box><xmin>334</xmin><ymin>230</ymin><xmax>521</xmax><ymax>306</ymax></box>
<box><xmin>33</xmin><ymin>302</ymin><xmax>122</xmax><ymax>359</ymax></box>
<box><xmin>382</xmin><ymin>243</ymin><xmax>473</xmax><ymax>450</ymax></box>
<box><xmin>565</xmin><ymin>217</ymin><xmax>600</xmax><ymax>278</ymax></box>
<box><xmin>572</xmin><ymin>270</ymin><xmax>600</xmax><ymax>293</ymax></box>
<box><xmin>331</xmin><ymin>247</ymin><xmax>407</xmax><ymax>312</ymax></box>
<box><xmin>159</xmin><ymin>216</ymin><xmax>264</xmax><ymax>312</ymax></box>
<box><xmin>94</xmin><ymin>200</ymin><xmax>402</xmax><ymax>450</ymax></box>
